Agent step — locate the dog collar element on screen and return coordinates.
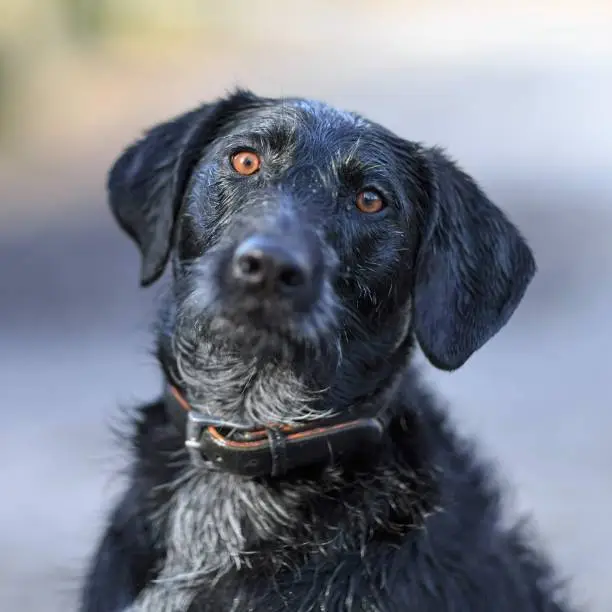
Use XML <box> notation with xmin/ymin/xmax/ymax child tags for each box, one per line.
<box><xmin>165</xmin><ymin>385</ymin><xmax>387</xmax><ymax>478</ymax></box>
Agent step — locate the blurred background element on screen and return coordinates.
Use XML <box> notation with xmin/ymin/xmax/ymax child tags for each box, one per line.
<box><xmin>1</xmin><ymin>1</ymin><xmax>611</xmax><ymax>610</ymax></box>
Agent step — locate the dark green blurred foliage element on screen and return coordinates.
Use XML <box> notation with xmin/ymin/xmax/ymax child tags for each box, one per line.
<box><xmin>60</xmin><ymin>0</ymin><xmax>111</xmax><ymax>45</ymax></box>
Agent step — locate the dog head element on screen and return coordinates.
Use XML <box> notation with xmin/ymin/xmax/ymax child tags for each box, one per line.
<box><xmin>109</xmin><ymin>90</ymin><xmax>535</xmax><ymax>416</ymax></box>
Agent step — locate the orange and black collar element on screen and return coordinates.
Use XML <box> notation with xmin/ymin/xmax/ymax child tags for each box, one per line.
<box><xmin>165</xmin><ymin>385</ymin><xmax>388</xmax><ymax>478</ymax></box>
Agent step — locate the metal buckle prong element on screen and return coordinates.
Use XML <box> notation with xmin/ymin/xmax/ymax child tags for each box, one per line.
<box><xmin>185</xmin><ymin>411</ymin><xmax>215</xmax><ymax>467</ymax></box>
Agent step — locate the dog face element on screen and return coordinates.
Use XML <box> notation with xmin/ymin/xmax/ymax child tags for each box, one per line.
<box><xmin>109</xmin><ymin>90</ymin><xmax>535</xmax><ymax>419</ymax></box>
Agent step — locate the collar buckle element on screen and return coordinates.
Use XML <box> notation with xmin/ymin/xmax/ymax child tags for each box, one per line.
<box><xmin>185</xmin><ymin>411</ymin><xmax>219</xmax><ymax>469</ymax></box>
<box><xmin>168</xmin><ymin>386</ymin><xmax>387</xmax><ymax>478</ymax></box>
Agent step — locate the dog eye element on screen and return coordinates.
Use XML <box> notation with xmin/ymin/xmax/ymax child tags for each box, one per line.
<box><xmin>230</xmin><ymin>150</ymin><xmax>261</xmax><ymax>176</ymax></box>
<box><xmin>355</xmin><ymin>189</ymin><xmax>385</xmax><ymax>214</ymax></box>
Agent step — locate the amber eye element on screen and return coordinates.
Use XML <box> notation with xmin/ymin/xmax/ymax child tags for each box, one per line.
<box><xmin>230</xmin><ymin>150</ymin><xmax>261</xmax><ymax>176</ymax></box>
<box><xmin>355</xmin><ymin>189</ymin><xmax>385</xmax><ymax>214</ymax></box>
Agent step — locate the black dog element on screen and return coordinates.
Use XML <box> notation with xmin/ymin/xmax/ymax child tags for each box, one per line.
<box><xmin>80</xmin><ymin>90</ymin><xmax>575</xmax><ymax>611</ymax></box>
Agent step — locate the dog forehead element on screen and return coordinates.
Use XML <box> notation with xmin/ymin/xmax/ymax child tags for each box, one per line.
<box><xmin>288</xmin><ymin>98</ymin><xmax>368</xmax><ymax>128</ymax></box>
<box><xmin>230</xmin><ymin>97</ymin><xmax>370</xmax><ymax>138</ymax></box>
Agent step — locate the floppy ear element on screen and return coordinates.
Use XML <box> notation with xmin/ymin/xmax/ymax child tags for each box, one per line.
<box><xmin>107</xmin><ymin>90</ymin><xmax>258</xmax><ymax>286</ymax></box>
<box><xmin>413</xmin><ymin>147</ymin><xmax>536</xmax><ymax>371</ymax></box>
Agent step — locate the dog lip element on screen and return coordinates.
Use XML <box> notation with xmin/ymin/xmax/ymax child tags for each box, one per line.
<box><xmin>215</xmin><ymin>312</ymin><xmax>302</xmax><ymax>347</ymax></box>
<box><xmin>219</xmin><ymin>288</ymin><xmax>314</xmax><ymax>327</ymax></box>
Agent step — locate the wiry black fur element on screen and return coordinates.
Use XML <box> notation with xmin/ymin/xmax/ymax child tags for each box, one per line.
<box><xmin>80</xmin><ymin>91</ymin><xmax>576</xmax><ymax>611</ymax></box>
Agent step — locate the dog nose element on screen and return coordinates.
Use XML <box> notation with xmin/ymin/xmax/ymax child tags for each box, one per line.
<box><xmin>232</xmin><ymin>235</ymin><xmax>311</xmax><ymax>295</ymax></box>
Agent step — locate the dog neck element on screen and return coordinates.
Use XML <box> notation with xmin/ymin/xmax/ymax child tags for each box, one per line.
<box><xmin>145</xmin><ymin>310</ymin><xmax>439</xmax><ymax>602</ymax></box>
<box><xmin>142</xmin><ymin>372</ymin><xmax>437</xmax><ymax>604</ymax></box>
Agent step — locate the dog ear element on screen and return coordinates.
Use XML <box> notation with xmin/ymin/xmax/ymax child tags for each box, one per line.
<box><xmin>413</xmin><ymin>147</ymin><xmax>536</xmax><ymax>371</ymax></box>
<box><xmin>108</xmin><ymin>90</ymin><xmax>258</xmax><ymax>286</ymax></box>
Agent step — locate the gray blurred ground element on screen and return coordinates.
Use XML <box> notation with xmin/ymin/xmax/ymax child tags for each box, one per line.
<box><xmin>1</xmin><ymin>4</ymin><xmax>612</xmax><ymax>610</ymax></box>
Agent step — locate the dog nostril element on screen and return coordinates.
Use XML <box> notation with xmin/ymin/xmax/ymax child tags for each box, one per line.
<box><xmin>278</xmin><ymin>266</ymin><xmax>305</xmax><ymax>288</ymax></box>
<box><xmin>237</xmin><ymin>253</ymin><xmax>263</xmax><ymax>279</ymax></box>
